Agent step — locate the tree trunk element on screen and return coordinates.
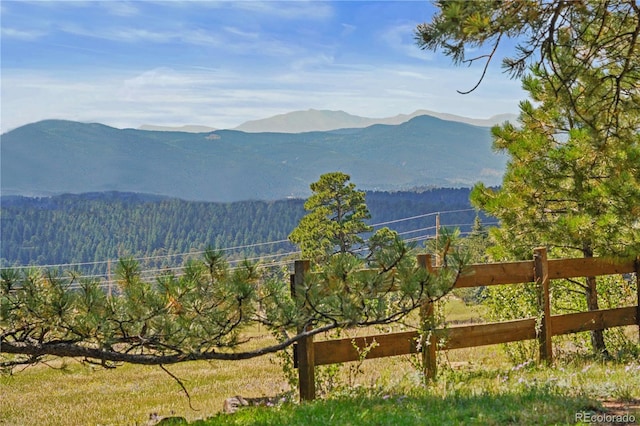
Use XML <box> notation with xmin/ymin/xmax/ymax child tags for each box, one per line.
<box><xmin>583</xmin><ymin>243</ymin><xmax>609</xmax><ymax>357</ymax></box>
<box><xmin>585</xmin><ymin>274</ymin><xmax>608</xmax><ymax>357</ymax></box>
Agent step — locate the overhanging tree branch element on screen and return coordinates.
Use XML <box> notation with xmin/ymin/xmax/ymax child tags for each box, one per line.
<box><xmin>457</xmin><ymin>35</ymin><xmax>501</xmax><ymax>95</ymax></box>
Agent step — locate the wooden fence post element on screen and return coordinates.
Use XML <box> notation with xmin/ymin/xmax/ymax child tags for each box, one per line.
<box><xmin>293</xmin><ymin>260</ymin><xmax>315</xmax><ymax>401</ymax></box>
<box><xmin>534</xmin><ymin>247</ymin><xmax>553</xmax><ymax>365</ymax></box>
<box><xmin>418</xmin><ymin>254</ymin><xmax>437</xmax><ymax>381</ymax></box>
<box><xmin>635</xmin><ymin>258</ymin><xmax>640</xmax><ymax>341</ymax></box>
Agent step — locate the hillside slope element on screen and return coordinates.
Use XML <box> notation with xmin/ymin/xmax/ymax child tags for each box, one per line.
<box><xmin>0</xmin><ymin>189</ymin><xmax>482</xmax><ymax>270</ymax></box>
<box><xmin>1</xmin><ymin>115</ymin><xmax>505</xmax><ymax>201</ymax></box>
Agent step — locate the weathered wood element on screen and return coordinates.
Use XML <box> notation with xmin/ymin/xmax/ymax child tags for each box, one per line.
<box><xmin>303</xmin><ymin>257</ymin><xmax>636</xmax><ymax>293</ymax></box>
<box><xmin>452</xmin><ymin>261</ymin><xmax>535</xmax><ymax>288</ymax></box>
<box><xmin>296</xmin><ymin>330</ymin><xmax>315</xmax><ymax>401</ymax></box>
<box><xmin>420</xmin><ymin>301</ymin><xmax>438</xmax><ymax>381</ymax></box>
<box><xmin>293</xmin><ymin>260</ymin><xmax>315</xmax><ymax>401</ymax></box>
<box><xmin>551</xmin><ymin>306</ymin><xmax>637</xmax><ymax>336</ymax></box>
<box><xmin>422</xmin><ymin>253</ymin><xmax>434</xmax><ymax>273</ymax></box>
<box><xmin>442</xmin><ymin>318</ymin><xmax>537</xmax><ymax>350</ymax></box>
<box><xmin>534</xmin><ymin>247</ymin><xmax>553</xmax><ymax>364</ymax></box>
<box><xmin>547</xmin><ymin>257</ymin><xmax>636</xmax><ymax>280</ymax></box>
<box><xmin>417</xmin><ymin>254</ymin><xmax>437</xmax><ymax>381</ymax></box>
<box><xmin>311</xmin><ymin>306</ymin><xmax>638</xmax><ymax>365</ymax></box>
<box><xmin>636</xmin><ymin>259</ymin><xmax>640</xmax><ymax>341</ymax></box>
<box><xmin>314</xmin><ymin>331</ymin><xmax>419</xmax><ymax>365</ymax></box>
<box><xmin>313</xmin><ymin>317</ymin><xmax>541</xmax><ymax>364</ymax></box>
<box><xmin>296</xmin><ymin>250</ymin><xmax>640</xmax><ymax>401</ymax></box>
<box><xmin>289</xmin><ymin>273</ymin><xmax>295</xmax><ymax>297</ymax></box>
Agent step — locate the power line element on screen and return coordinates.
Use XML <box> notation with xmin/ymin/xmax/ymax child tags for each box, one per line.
<box><xmin>6</xmin><ymin>218</ymin><xmax>498</xmax><ymax>288</ymax></box>
<box><xmin>2</xmin><ymin>207</ymin><xmax>487</xmax><ymax>270</ymax></box>
<box><xmin>370</xmin><ymin>208</ymin><xmax>476</xmax><ymax>227</ymax></box>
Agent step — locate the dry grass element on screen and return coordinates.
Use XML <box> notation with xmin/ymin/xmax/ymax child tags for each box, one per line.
<box><xmin>0</xmin><ymin>353</ymin><xmax>287</xmax><ymax>425</ymax></box>
<box><xmin>0</xmin><ymin>298</ymin><xmax>480</xmax><ymax>425</ymax></box>
<box><xmin>0</xmin><ymin>328</ymin><xmax>291</xmax><ymax>426</ymax></box>
<box><xmin>3</xmin><ymin>298</ymin><xmax>637</xmax><ymax>425</ymax></box>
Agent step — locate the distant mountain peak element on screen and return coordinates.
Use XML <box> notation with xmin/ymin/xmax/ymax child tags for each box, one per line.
<box><xmin>233</xmin><ymin>109</ymin><xmax>374</xmax><ymax>133</ymax></box>
<box><xmin>233</xmin><ymin>109</ymin><xmax>517</xmax><ymax>133</ymax></box>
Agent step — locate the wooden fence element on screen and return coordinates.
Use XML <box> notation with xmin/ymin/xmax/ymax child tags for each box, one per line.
<box><xmin>291</xmin><ymin>247</ymin><xmax>640</xmax><ymax>401</ymax></box>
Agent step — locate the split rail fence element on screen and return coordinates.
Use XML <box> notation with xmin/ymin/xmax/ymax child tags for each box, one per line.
<box><xmin>291</xmin><ymin>247</ymin><xmax>640</xmax><ymax>401</ymax></box>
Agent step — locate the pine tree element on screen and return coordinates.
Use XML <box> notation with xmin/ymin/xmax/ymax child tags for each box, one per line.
<box><xmin>418</xmin><ymin>0</ymin><xmax>640</xmax><ymax>357</ymax></box>
<box><xmin>289</xmin><ymin>172</ymin><xmax>372</xmax><ymax>263</ymax></box>
<box><xmin>471</xmin><ymin>64</ymin><xmax>640</xmax><ymax>356</ymax></box>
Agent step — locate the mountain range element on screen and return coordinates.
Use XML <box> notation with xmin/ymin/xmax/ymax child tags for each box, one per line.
<box><xmin>1</xmin><ymin>113</ymin><xmax>507</xmax><ymax>202</ymax></box>
<box><xmin>138</xmin><ymin>109</ymin><xmax>517</xmax><ymax>134</ymax></box>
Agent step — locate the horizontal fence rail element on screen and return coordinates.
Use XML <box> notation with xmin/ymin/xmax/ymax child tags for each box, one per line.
<box><xmin>292</xmin><ymin>248</ymin><xmax>640</xmax><ymax>400</ymax></box>
<box><xmin>310</xmin><ymin>306</ymin><xmax>639</xmax><ymax>366</ymax></box>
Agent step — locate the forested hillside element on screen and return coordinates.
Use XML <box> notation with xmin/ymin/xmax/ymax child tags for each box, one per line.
<box><xmin>1</xmin><ymin>116</ymin><xmax>505</xmax><ymax>201</ymax></box>
<box><xmin>1</xmin><ymin>189</ymin><xmax>487</xmax><ymax>275</ymax></box>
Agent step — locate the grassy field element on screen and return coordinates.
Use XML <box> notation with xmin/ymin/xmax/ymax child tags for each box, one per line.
<box><xmin>1</xmin><ymin>298</ymin><xmax>639</xmax><ymax>425</ymax></box>
<box><xmin>200</xmin><ymin>352</ymin><xmax>640</xmax><ymax>426</ymax></box>
<box><xmin>0</xmin><ymin>332</ymin><xmax>288</xmax><ymax>425</ymax></box>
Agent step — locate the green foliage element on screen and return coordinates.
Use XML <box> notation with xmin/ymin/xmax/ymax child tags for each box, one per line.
<box><xmin>202</xmin><ymin>382</ymin><xmax>600</xmax><ymax>426</ymax></box>
<box><xmin>422</xmin><ymin>1</ymin><xmax>640</xmax><ymax>258</ymax></box>
<box><xmin>1</xmin><ymin>251</ymin><xmax>263</xmax><ymax>368</ymax></box>
<box><xmin>308</xmin><ymin>336</ymin><xmax>381</xmax><ymax>398</ymax></box>
<box><xmin>482</xmin><ymin>273</ymin><xmax>640</xmax><ymax>365</ymax></box>
<box><xmin>0</xmin><ymin>188</ymin><xmax>483</xmax><ymax>273</ymax></box>
<box><xmin>484</xmin><ymin>283</ymin><xmax>539</xmax><ymax>364</ymax></box>
<box><xmin>0</xmin><ymin>176</ymin><xmax>471</xmax><ymax>371</ymax></box>
<box><xmin>461</xmin><ymin>216</ymin><xmax>491</xmax><ymax>263</ymax></box>
<box><xmin>470</xmin><ymin>60</ymin><xmax>639</xmax><ymax>356</ymax></box>
<box><xmin>416</xmin><ymin>1</ymin><xmax>640</xmax><ymax>106</ymax></box>
<box><xmin>471</xmin><ymin>64</ymin><xmax>640</xmax><ymax>258</ymax></box>
<box><xmin>296</xmin><ymin>248</ymin><xmax>460</xmax><ymax>329</ymax></box>
<box><xmin>420</xmin><ymin>1</ymin><xmax>640</xmax><ymax>258</ymax></box>
<box><xmin>420</xmin><ymin>0</ymin><xmax>640</xmax><ymax>357</ymax></box>
<box><xmin>289</xmin><ymin>172</ymin><xmax>372</xmax><ymax>262</ymax></box>
<box><xmin>454</xmin><ymin>217</ymin><xmax>493</xmax><ymax>303</ymax></box>
<box><xmin>1</xmin><ymin>234</ymin><xmax>466</xmax><ymax>369</ymax></box>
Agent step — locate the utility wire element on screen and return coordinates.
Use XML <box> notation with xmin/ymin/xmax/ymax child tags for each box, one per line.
<box><xmin>17</xmin><ymin>219</ymin><xmax>498</xmax><ymax>288</ymax></box>
<box><xmin>2</xmin><ymin>207</ymin><xmax>487</xmax><ymax>271</ymax></box>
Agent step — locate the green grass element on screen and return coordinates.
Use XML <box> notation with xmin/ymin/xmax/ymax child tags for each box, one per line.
<box><xmin>199</xmin><ymin>388</ymin><xmax>594</xmax><ymax>426</ymax></box>
<box><xmin>441</xmin><ymin>294</ymin><xmax>487</xmax><ymax>323</ymax></box>
<box><xmin>187</xmin><ymin>359</ymin><xmax>640</xmax><ymax>426</ymax></box>
<box><xmin>5</xmin><ymin>356</ymin><xmax>636</xmax><ymax>426</ymax></box>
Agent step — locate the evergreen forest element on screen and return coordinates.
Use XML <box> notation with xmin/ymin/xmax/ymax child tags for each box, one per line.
<box><xmin>1</xmin><ymin>188</ymin><xmax>488</xmax><ymax>278</ymax></box>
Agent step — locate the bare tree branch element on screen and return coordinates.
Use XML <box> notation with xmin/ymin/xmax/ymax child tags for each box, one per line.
<box><xmin>457</xmin><ymin>35</ymin><xmax>501</xmax><ymax>95</ymax></box>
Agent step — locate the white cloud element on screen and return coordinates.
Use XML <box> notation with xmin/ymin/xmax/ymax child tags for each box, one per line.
<box><xmin>1</xmin><ymin>27</ymin><xmax>47</xmax><ymax>40</ymax></box>
<box><xmin>223</xmin><ymin>26</ymin><xmax>260</xmax><ymax>40</ymax></box>
<box><xmin>100</xmin><ymin>1</ymin><xmax>139</xmax><ymax>17</ymax></box>
<box><xmin>0</xmin><ymin>2</ymin><xmax>527</xmax><ymax>134</ymax></box>
<box><xmin>109</xmin><ymin>28</ymin><xmax>179</xmax><ymax>43</ymax></box>
<box><xmin>380</xmin><ymin>22</ymin><xmax>432</xmax><ymax>60</ymax></box>
<box><xmin>1</xmin><ymin>60</ymin><xmax>525</xmax><ymax>134</ymax></box>
<box><xmin>54</xmin><ymin>22</ymin><xmax>301</xmax><ymax>59</ymax></box>
<box><xmin>57</xmin><ymin>24</ymin><xmax>193</xmax><ymax>45</ymax></box>
<box><xmin>231</xmin><ymin>1</ymin><xmax>334</xmax><ymax>20</ymax></box>
<box><xmin>393</xmin><ymin>70</ymin><xmax>433</xmax><ymax>80</ymax></box>
<box><xmin>290</xmin><ymin>54</ymin><xmax>335</xmax><ymax>71</ymax></box>
<box><xmin>341</xmin><ymin>23</ymin><xmax>356</xmax><ymax>37</ymax></box>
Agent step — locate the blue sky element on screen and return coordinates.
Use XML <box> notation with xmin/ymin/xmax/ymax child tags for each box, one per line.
<box><xmin>1</xmin><ymin>1</ymin><xmax>525</xmax><ymax>133</ymax></box>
